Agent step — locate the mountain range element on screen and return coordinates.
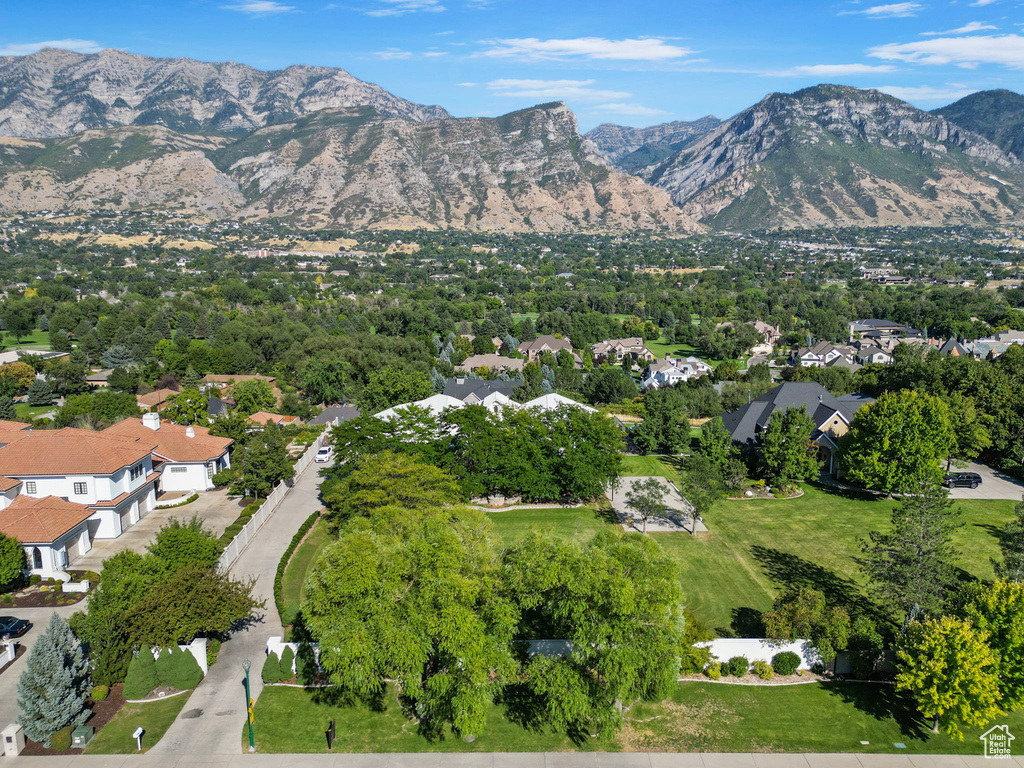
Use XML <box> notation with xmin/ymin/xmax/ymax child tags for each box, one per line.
<box><xmin>1</xmin><ymin>48</ymin><xmax>1023</xmax><ymax>232</ymax></box>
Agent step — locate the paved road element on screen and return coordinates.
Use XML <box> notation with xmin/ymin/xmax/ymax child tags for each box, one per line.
<box><xmin>3</xmin><ymin>751</ymin><xmax>1021</xmax><ymax>766</ymax></box>
<box><xmin>0</xmin><ymin>604</ymin><xmax>81</xmax><ymax>733</ymax></box>
<box><xmin>147</xmin><ymin>461</ymin><xmax>325</xmax><ymax>757</ymax></box>
<box><xmin>948</xmin><ymin>461</ymin><xmax>1024</xmax><ymax>501</ymax></box>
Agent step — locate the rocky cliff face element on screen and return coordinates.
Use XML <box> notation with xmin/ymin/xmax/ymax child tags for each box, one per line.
<box><xmin>585</xmin><ymin>117</ymin><xmax>721</xmax><ymax>163</ymax></box>
<box><xmin>0</xmin><ymin>103</ymin><xmax>697</xmax><ymax>232</ymax></box>
<box><xmin>641</xmin><ymin>85</ymin><xmax>1024</xmax><ymax>230</ymax></box>
<box><xmin>0</xmin><ymin>48</ymin><xmax>450</xmax><ymax>139</ymax></box>
<box><xmin>933</xmin><ymin>89</ymin><xmax>1024</xmax><ymax>162</ymax></box>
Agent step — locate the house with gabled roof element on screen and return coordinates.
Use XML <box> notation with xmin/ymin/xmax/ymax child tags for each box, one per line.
<box><xmin>590</xmin><ymin>338</ymin><xmax>655</xmax><ymax>367</ymax></box>
<box><xmin>518</xmin><ymin>335</ymin><xmax>573</xmax><ymax>361</ymax></box>
<box><xmin>0</xmin><ymin>495</ymin><xmax>94</xmax><ymax>577</ymax></box>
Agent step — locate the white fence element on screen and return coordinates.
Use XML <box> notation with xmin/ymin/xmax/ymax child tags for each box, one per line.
<box><xmin>217</xmin><ymin>433</ymin><xmax>326</xmax><ymax>571</ymax></box>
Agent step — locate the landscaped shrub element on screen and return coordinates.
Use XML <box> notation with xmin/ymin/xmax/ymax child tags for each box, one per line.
<box><xmin>705</xmin><ymin>662</ymin><xmax>722</xmax><ymax>680</ymax></box>
<box><xmin>680</xmin><ymin>643</ymin><xmax>711</xmax><ymax>674</ymax></box>
<box><xmin>279</xmin><ymin>646</ymin><xmax>294</xmax><ymax>682</ymax></box>
<box><xmin>81</xmin><ymin>571</ymin><xmax>100</xmax><ymax>583</ymax></box>
<box><xmin>122</xmin><ymin>648</ymin><xmax>159</xmax><ymax>700</ymax></box>
<box><xmin>50</xmin><ymin>726</ymin><xmax>72</xmax><ymax>751</ymax></box>
<box><xmin>1</xmin><ymin>594</ymin><xmax>12</xmax><ymax>605</ymax></box>
<box><xmin>296</xmin><ymin>640</ymin><xmax>318</xmax><ymax>685</ymax></box>
<box><xmin>206</xmin><ymin>638</ymin><xmax>221</xmax><ymax>668</ymax></box>
<box><xmin>211</xmin><ymin>468</ymin><xmax>239</xmax><ymax>487</ymax></box>
<box><xmin>753</xmin><ymin>660</ymin><xmax>773</xmax><ymax>680</ymax></box>
<box><xmin>29</xmin><ymin>575</ymin><xmax>41</xmax><ymax>585</ymax></box>
<box><xmin>90</xmin><ymin>685</ymin><xmax>109</xmax><ymax>702</ymax></box>
<box><xmin>727</xmin><ymin>656</ymin><xmax>750</xmax><ymax>677</ymax></box>
<box><xmin>273</xmin><ymin>511</ymin><xmax>320</xmax><ymax>621</ymax></box>
<box><xmin>771</xmin><ymin>651</ymin><xmax>801</xmax><ymax>676</ymax></box>
<box><xmin>262</xmin><ymin>651</ymin><xmax>281</xmax><ymax>684</ymax></box>
<box><xmin>165</xmin><ymin>648</ymin><xmax>203</xmax><ymax>690</ymax></box>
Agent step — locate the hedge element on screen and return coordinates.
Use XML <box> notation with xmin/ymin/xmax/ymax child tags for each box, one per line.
<box><xmin>273</xmin><ymin>511</ymin><xmax>321</xmax><ymax>621</ymax></box>
<box><xmin>217</xmin><ymin>499</ymin><xmax>266</xmax><ymax>547</ymax></box>
<box><xmin>727</xmin><ymin>655</ymin><xmax>750</xmax><ymax>677</ymax></box>
<box><xmin>155</xmin><ymin>493</ymin><xmax>199</xmax><ymax>510</ymax></box>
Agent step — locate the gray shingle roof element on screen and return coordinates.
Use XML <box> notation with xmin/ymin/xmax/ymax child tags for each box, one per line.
<box><xmin>443</xmin><ymin>378</ymin><xmax>519</xmax><ymax>402</ymax></box>
<box><xmin>308</xmin><ymin>405</ymin><xmax>362</xmax><ymax>425</ymax></box>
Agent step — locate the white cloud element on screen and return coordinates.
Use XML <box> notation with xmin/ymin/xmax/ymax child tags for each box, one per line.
<box><xmin>223</xmin><ymin>1</ymin><xmax>296</xmax><ymax>15</ymax></box>
<box><xmin>475</xmin><ymin>37</ymin><xmax>695</xmax><ymax>62</ymax></box>
<box><xmin>0</xmin><ymin>39</ymin><xmax>104</xmax><ymax>56</ymax></box>
<box><xmin>874</xmin><ymin>84</ymin><xmax>977</xmax><ymax>100</ymax></box>
<box><xmin>365</xmin><ymin>0</ymin><xmax>445</xmax><ymax>15</ymax></box>
<box><xmin>591</xmin><ymin>103</ymin><xmax>671</xmax><ymax>116</ymax></box>
<box><xmin>372</xmin><ymin>48</ymin><xmax>414</xmax><ymax>59</ymax></box>
<box><xmin>869</xmin><ymin>33</ymin><xmax>1024</xmax><ymax>69</ymax></box>
<box><xmin>482</xmin><ymin>78</ymin><xmax>631</xmax><ymax>102</ymax></box>
<box><xmin>457</xmin><ymin>82</ymin><xmax>477</xmax><ymax>87</ymax></box>
<box><xmin>969</xmin><ymin>0</ymin><xmax>998</xmax><ymax>5</ymax></box>
<box><xmin>772</xmin><ymin>63</ymin><xmax>900</xmax><ymax>76</ymax></box>
<box><xmin>922</xmin><ymin>21</ymin><xmax>997</xmax><ymax>35</ymax></box>
<box><xmin>839</xmin><ymin>3</ymin><xmax>923</xmax><ymax>17</ymax></box>
<box><xmin>434</xmin><ymin>30</ymin><xmax>455</xmax><ymax>35</ymax></box>
<box><xmin>423</xmin><ymin>51</ymin><xmax>447</xmax><ymax>57</ymax></box>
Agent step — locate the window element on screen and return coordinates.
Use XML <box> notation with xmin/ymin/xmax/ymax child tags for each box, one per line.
<box><xmin>207</xmin><ymin>463</ymin><xmax>215</xmax><ymax>479</ymax></box>
<box><xmin>170</xmin><ymin>466</ymin><xmax>188</xmax><ymax>474</ymax></box>
<box><xmin>24</xmin><ymin>482</ymin><xmax>36</xmax><ymax>494</ymax></box>
<box><xmin>73</xmin><ymin>482</ymin><xmax>87</xmax><ymax>495</ymax></box>
<box><xmin>130</xmin><ymin>464</ymin><xmax>144</xmax><ymax>481</ymax></box>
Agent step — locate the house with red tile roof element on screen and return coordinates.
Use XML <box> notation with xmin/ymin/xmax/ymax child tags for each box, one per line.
<box><xmin>136</xmin><ymin>388</ymin><xmax>177</xmax><ymax>411</ymax></box>
<box><xmin>0</xmin><ymin>495</ymin><xmax>93</xmax><ymax>577</ymax></box>
<box><xmin>247</xmin><ymin>411</ymin><xmax>301</xmax><ymax>427</ymax></box>
<box><xmin>104</xmin><ymin>413</ymin><xmax>233</xmax><ymax>492</ymax></box>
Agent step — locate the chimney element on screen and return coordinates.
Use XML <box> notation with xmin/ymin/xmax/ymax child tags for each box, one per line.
<box><xmin>142</xmin><ymin>412</ymin><xmax>161</xmax><ymax>431</ymax></box>
<box><xmin>185</xmin><ymin>426</ymin><xmax>195</xmax><ymax>438</ymax></box>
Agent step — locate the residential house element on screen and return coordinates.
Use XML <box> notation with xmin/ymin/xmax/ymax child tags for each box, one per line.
<box><xmin>522</xmin><ymin>393</ymin><xmax>597</xmax><ymax>413</ymax></box>
<box><xmin>0</xmin><ymin>495</ymin><xmax>93</xmax><ymax>578</ymax></box>
<box><xmin>793</xmin><ymin>341</ymin><xmax>846</xmax><ymax>368</ymax></box>
<box><xmin>0</xmin><ymin>428</ymin><xmax>159</xmax><ymax>541</ymax></box>
<box><xmin>104</xmin><ymin>413</ymin><xmax>233</xmax><ymax>493</ymax></box>
<box><xmin>247</xmin><ymin>412</ymin><xmax>301</xmax><ymax>427</ymax></box>
<box><xmin>308</xmin><ymin>405</ymin><xmax>362</xmax><ymax>427</ymax></box>
<box><xmin>641</xmin><ymin>357</ymin><xmax>713</xmax><ymax>389</ymax></box>
<box><xmin>590</xmin><ymin>338</ymin><xmax>655</xmax><ymax>367</ymax></box>
<box><xmin>443</xmin><ymin>378</ymin><xmax>519</xmax><ymax>404</ymax></box>
<box><xmin>136</xmin><ymin>388</ymin><xmax>177</xmax><ymax>412</ymax></box>
<box><xmin>720</xmin><ymin>382</ymin><xmax>873</xmax><ymax>475</ymax></box>
<box><xmin>848</xmin><ymin>319</ymin><xmax>921</xmax><ymax>343</ymax></box>
<box><xmin>518</xmin><ymin>335</ymin><xmax>573</xmax><ymax>361</ymax></box>
<box><xmin>856</xmin><ymin>345</ymin><xmax>893</xmax><ymax>365</ymax></box>
<box><xmin>454</xmin><ymin>354</ymin><xmax>525</xmax><ymax>374</ymax></box>
<box><xmin>374</xmin><ymin>390</ymin><xmax>595</xmax><ymax>421</ymax></box>
<box><xmin>938</xmin><ymin>338</ymin><xmax>970</xmax><ymax>357</ymax></box>
<box><xmin>752</xmin><ymin>321</ymin><xmax>783</xmax><ymax>355</ymax></box>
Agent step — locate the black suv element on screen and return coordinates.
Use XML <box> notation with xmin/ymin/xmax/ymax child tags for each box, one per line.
<box><xmin>944</xmin><ymin>472</ymin><xmax>982</xmax><ymax>489</ymax></box>
<box><xmin>0</xmin><ymin>616</ymin><xmax>30</xmax><ymax>638</ymax></box>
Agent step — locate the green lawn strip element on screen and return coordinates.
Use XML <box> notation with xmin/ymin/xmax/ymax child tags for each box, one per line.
<box><xmin>625</xmin><ymin>681</ymin><xmax>1024</xmax><ymax>754</ymax></box>
<box><xmin>247</xmin><ymin>685</ymin><xmax>610</xmax><ymax>753</ymax></box>
<box><xmin>15</xmin><ymin>403</ymin><xmax>54</xmax><ymax>420</ymax></box>
<box><xmin>84</xmin><ymin>693</ymin><xmax>191</xmax><ymax>754</ymax></box>
<box><xmin>486</xmin><ymin>506</ymin><xmax>614</xmax><ymax>547</ymax></box>
<box><xmin>280</xmin><ymin>518</ymin><xmax>332</xmax><ymax>628</ymax></box>
<box><xmin>654</xmin><ymin>485</ymin><xmax>1015</xmax><ymax>635</ymax></box>
<box><xmin>5</xmin><ymin>330</ymin><xmax>52</xmax><ymax>349</ymax></box>
<box><xmin>619</xmin><ymin>455</ymin><xmax>681</xmax><ymax>484</ymax></box>
<box><xmin>644</xmin><ymin>337</ymin><xmax>747</xmax><ymax>370</ymax></box>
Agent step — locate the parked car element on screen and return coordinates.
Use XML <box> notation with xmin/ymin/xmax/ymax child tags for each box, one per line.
<box><xmin>944</xmin><ymin>472</ymin><xmax>982</xmax><ymax>489</ymax></box>
<box><xmin>315</xmin><ymin>446</ymin><xmax>333</xmax><ymax>463</ymax></box>
<box><xmin>0</xmin><ymin>616</ymin><xmax>31</xmax><ymax>638</ymax></box>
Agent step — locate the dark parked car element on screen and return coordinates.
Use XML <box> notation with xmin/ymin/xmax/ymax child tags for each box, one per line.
<box><xmin>0</xmin><ymin>616</ymin><xmax>30</xmax><ymax>638</ymax></box>
<box><xmin>945</xmin><ymin>472</ymin><xmax>983</xmax><ymax>489</ymax></box>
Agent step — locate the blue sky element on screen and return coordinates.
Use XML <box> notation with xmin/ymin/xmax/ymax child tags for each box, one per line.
<box><xmin>4</xmin><ymin>0</ymin><xmax>1024</xmax><ymax>130</ymax></box>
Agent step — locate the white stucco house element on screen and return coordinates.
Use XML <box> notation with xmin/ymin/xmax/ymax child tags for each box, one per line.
<box><xmin>642</xmin><ymin>357</ymin><xmax>713</xmax><ymax>389</ymax></box>
<box><xmin>0</xmin><ymin>494</ymin><xmax>93</xmax><ymax>578</ymax></box>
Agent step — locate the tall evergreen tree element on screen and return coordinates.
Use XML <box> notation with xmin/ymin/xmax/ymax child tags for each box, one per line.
<box><xmin>758</xmin><ymin>406</ymin><xmax>820</xmax><ymax>486</ymax></box>
<box><xmin>17</xmin><ymin>615</ymin><xmax>91</xmax><ymax>745</ymax></box>
<box><xmin>995</xmin><ymin>496</ymin><xmax>1024</xmax><ymax>583</ymax></box>
<box><xmin>0</xmin><ymin>396</ymin><xmax>17</xmax><ymax>421</ymax></box>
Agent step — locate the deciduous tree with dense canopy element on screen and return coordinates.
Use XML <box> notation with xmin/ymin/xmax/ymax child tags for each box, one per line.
<box><xmin>758</xmin><ymin>406</ymin><xmax>820</xmax><ymax>487</ymax></box>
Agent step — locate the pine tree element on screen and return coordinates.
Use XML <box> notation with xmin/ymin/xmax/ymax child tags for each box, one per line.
<box><xmin>26</xmin><ymin>378</ymin><xmax>53</xmax><ymax>407</ymax></box>
<box><xmin>261</xmin><ymin>651</ymin><xmax>281</xmax><ymax>684</ymax></box>
<box><xmin>17</xmin><ymin>615</ymin><xmax>91</xmax><ymax>745</ymax></box>
<box><xmin>0</xmin><ymin>396</ymin><xmax>16</xmax><ymax>421</ymax></box>
<box><xmin>279</xmin><ymin>646</ymin><xmax>295</xmax><ymax>682</ymax></box>
<box><xmin>123</xmin><ymin>647</ymin><xmax>159</xmax><ymax>700</ymax></box>
<box><xmin>154</xmin><ymin>645</ymin><xmax>180</xmax><ymax>688</ymax></box>
<box><xmin>166</xmin><ymin>647</ymin><xmax>203</xmax><ymax>690</ymax></box>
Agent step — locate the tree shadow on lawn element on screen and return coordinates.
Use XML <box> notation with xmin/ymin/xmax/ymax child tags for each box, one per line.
<box><xmin>808</xmin><ymin>481</ymin><xmax>887</xmax><ymax>503</ymax></box>
<box><xmin>498</xmin><ymin>682</ymin><xmax>590</xmax><ymax>746</ymax></box>
<box><xmin>978</xmin><ymin>522</ymin><xmax>1012</xmax><ymax>555</ymax></box>
<box><xmin>750</xmin><ymin>545</ymin><xmax>873</xmax><ymax>616</ymax></box>
<box><xmin>724</xmin><ymin>606</ymin><xmax>763</xmax><ymax>637</ymax></box>
<box><xmin>823</xmin><ymin>681</ymin><xmax>930</xmax><ymax>742</ymax></box>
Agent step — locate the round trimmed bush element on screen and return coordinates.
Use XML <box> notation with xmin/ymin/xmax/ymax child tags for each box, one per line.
<box><xmin>727</xmin><ymin>656</ymin><xmax>749</xmax><ymax>677</ymax></box>
<box><xmin>49</xmin><ymin>726</ymin><xmax>73</xmax><ymax>751</ymax></box>
<box><xmin>771</xmin><ymin>651</ymin><xmax>801</xmax><ymax>676</ymax></box>
<box><xmin>752</xmin><ymin>660</ymin><xmax>773</xmax><ymax>680</ymax></box>
<box><xmin>29</xmin><ymin>575</ymin><xmax>41</xmax><ymax>585</ymax></box>
<box><xmin>706</xmin><ymin>662</ymin><xmax>722</xmax><ymax>680</ymax></box>
<box><xmin>91</xmin><ymin>685</ymin><xmax>109</xmax><ymax>702</ymax></box>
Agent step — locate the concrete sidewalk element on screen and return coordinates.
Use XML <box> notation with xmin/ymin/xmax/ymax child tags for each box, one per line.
<box><xmin>3</xmin><ymin>751</ymin><xmax>1022</xmax><ymax>767</ymax></box>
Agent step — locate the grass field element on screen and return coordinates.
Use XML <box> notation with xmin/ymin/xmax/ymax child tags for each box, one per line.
<box><xmin>279</xmin><ymin>518</ymin><xmax>333</xmax><ymax>628</ymax></box>
<box><xmin>486</xmin><ymin>506</ymin><xmax>614</xmax><ymax>547</ymax></box>
<box><xmin>645</xmin><ymin>337</ymin><xmax>748</xmax><ymax>370</ymax></box>
<box><xmin>85</xmin><ymin>694</ymin><xmax>191</xmax><ymax>754</ymax></box>
<box><xmin>4</xmin><ymin>330</ymin><xmax>52</xmax><ymax>350</ymax></box>
<box><xmin>249</xmin><ymin>680</ymin><xmax>1022</xmax><ymax>754</ymax></box>
<box><xmin>620</xmin><ymin>455</ymin><xmax>682</xmax><ymax>484</ymax></box>
<box><xmin>14</xmin><ymin>403</ymin><xmax>54</xmax><ymax>420</ymax></box>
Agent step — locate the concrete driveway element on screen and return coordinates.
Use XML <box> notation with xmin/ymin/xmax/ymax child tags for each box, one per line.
<box><xmin>75</xmin><ymin>489</ymin><xmax>243</xmax><ymax>570</ymax></box>
<box><xmin>948</xmin><ymin>462</ymin><xmax>1024</xmax><ymax>501</ymax></box>
<box><xmin>608</xmin><ymin>476</ymin><xmax>708</xmax><ymax>534</ymax></box>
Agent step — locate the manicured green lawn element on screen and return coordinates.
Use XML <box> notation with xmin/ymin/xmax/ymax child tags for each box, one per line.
<box><xmin>249</xmin><ymin>680</ymin><xmax>1022</xmax><ymax>754</ymax></box>
<box><xmin>248</xmin><ymin>684</ymin><xmax>606</xmax><ymax>753</ymax></box>
<box><xmin>645</xmin><ymin>337</ymin><xmax>748</xmax><ymax>370</ymax></box>
<box><xmin>280</xmin><ymin>518</ymin><xmax>333</xmax><ymax>628</ymax></box>
<box><xmin>620</xmin><ymin>455</ymin><xmax>681</xmax><ymax>485</ymax></box>
<box><xmin>5</xmin><ymin>330</ymin><xmax>52</xmax><ymax>350</ymax></box>
<box><xmin>486</xmin><ymin>506</ymin><xmax>614</xmax><ymax>547</ymax></box>
<box><xmin>85</xmin><ymin>693</ymin><xmax>191</xmax><ymax>754</ymax></box>
<box><xmin>656</xmin><ymin>484</ymin><xmax>1016</xmax><ymax>636</ymax></box>
<box><xmin>14</xmin><ymin>403</ymin><xmax>54</xmax><ymax>420</ymax></box>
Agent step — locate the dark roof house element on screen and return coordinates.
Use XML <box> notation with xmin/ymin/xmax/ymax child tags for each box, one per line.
<box><xmin>443</xmin><ymin>378</ymin><xmax>519</xmax><ymax>404</ymax></box>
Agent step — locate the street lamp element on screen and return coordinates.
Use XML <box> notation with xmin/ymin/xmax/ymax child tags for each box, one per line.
<box><xmin>242</xmin><ymin>658</ymin><xmax>255</xmax><ymax>752</ymax></box>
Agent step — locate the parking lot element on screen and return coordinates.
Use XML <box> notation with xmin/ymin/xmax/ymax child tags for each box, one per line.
<box><xmin>948</xmin><ymin>461</ymin><xmax>1024</xmax><ymax>501</ymax></box>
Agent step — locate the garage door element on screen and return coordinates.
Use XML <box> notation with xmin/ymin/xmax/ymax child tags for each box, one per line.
<box><xmin>119</xmin><ymin>506</ymin><xmax>132</xmax><ymax>533</ymax></box>
<box><xmin>65</xmin><ymin>536</ymin><xmax>81</xmax><ymax>564</ymax></box>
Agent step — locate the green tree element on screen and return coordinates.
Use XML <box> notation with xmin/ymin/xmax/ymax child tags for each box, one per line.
<box><xmin>0</xmin><ymin>532</ymin><xmax>25</xmax><ymax>588</ymax></box>
<box><xmin>632</xmin><ymin>388</ymin><xmax>688</xmax><ymax>455</ymax></box>
<box><xmin>840</xmin><ymin>390</ymin><xmax>954</xmax><ymax>494</ymax></box>
<box><xmin>231</xmin><ymin>426</ymin><xmax>294</xmax><ymax>498</ymax></box>
<box><xmin>959</xmin><ymin>581</ymin><xmax>1024</xmax><ymax>709</ymax></box>
<box><xmin>162</xmin><ymin>389</ymin><xmax>209</xmax><ymax>426</ymax></box>
<box><xmin>896</xmin><ymin>616</ymin><xmax>1002</xmax><ymax>739</ymax></box>
<box><xmin>358</xmin><ymin>366</ymin><xmax>432</xmax><ymax>413</ymax></box>
<box><xmin>231</xmin><ymin>379</ymin><xmax>276</xmax><ymax>416</ymax></box>
<box><xmin>994</xmin><ymin>497</ymin><xmax>1024</xmax><ymax>583</ymax></box>
<box><xmin>758</xmin><ymin>406</ymin><xmax>820</xmax><ymax>487</ymax></box>
<box><xmin>279</xmin><ymin>645</ymin><xmax>294</xmax><ymax>681</ymax></box>
<box><xmin>762</xmin><ymin>588</ymin><xmax>851</xmax><ymax>664</ymax></box>
<box><xmin>122</xmin><ymin>647</ymin><xmax>159</xmax><ymax>700</ymax></box>
<box><xmin>262</xmin><ymin>651</ymin><xmax>281</xmax><ymax>684</ymax></box>
<box><xmin>862</xmin><ymin>478</ymin><xmax>962</xmax><ymax>619</ymax></box>
<box><xmin>0</xmin><ymin>396</ymin><xmax>16</xmax><ymax>421</ymax></box>
<box><xmin>580</xmin><ymin>367</ymin><xmax>637</xmax><ymax>405</ymax></box>
<box><xmin>147</xmin><ymin>516</ymin><xmax>222</xmax><ymax>570</ymax></box>
<box><xmin>106</xmin><ymin>367</ymin><xmax>139</xmax><ymax>394</ymax></box>
<box><xmin>303</xmin><ymin>505</ymin><xmax>515</xmax><ymax>738</ymax></box>
<box><xmin>944</xmin><ymin>393</ymin><xmax>992</xmax><ymax>470</ymax></box>
<box><xmin>502</xmin><ymin>529</ymin><xmax>685</xmax><ymax>737</ymax></box>
<box><xmin>17</xmin><ymin>614</ymin><xmax>91</xmax><ymax>745</ymax></box>
<box><xmin>26</xmin><ymin>377</ymin><xmax>53</xmax><ymax>407</ymax></box>
<box><xmin>696</xmin><ymin>417</ymin><xmax>737</xmax><ymax>471</ymax></box>
<box><xmin>625</xmin><ymin>477</ymin><xmax>667</xmax><ymax>535</ymax></box>
<box><xmin>300</xmin><ymin>355</ymin><xmax>352</xmax><ymax>405</ymax></box>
